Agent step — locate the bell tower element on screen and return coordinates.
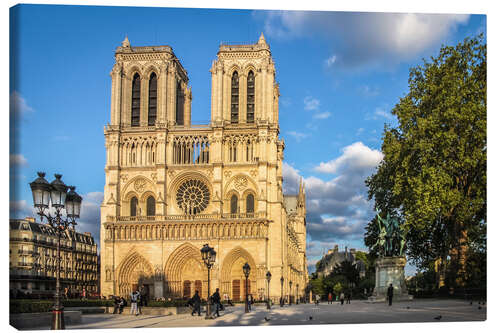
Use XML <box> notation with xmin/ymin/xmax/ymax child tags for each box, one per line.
<box><xmin>209</xmin><ymin>33</ymin><xmax>279</xmax><ymax>127</ymax></box>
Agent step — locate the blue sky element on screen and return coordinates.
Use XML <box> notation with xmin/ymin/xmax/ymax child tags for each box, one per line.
<box><xmin>9</xmin><ymin>4</ymin><xmax>486</xmax><ymax>274</ymax></box>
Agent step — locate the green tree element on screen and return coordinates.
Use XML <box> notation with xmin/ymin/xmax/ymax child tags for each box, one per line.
<box><xmin>331</xmin><ymin>260</ymin><xmax>360</xmax><ymax>286</ymax></box>
<box><xmin>333</xmin><ymin>282</ymin><xmax>343</xmax><ymax>295</ymax></box>
<box><xmin>365</xmin><ymin>35</ymin><xmax>486</xmax><ymax>288</ymax></box>
<box><xmin>309</xmin><ymin>275</ymin><xmax>325</xmax><ymax>296</ymax></box>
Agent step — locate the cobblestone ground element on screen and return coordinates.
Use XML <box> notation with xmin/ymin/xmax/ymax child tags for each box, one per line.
<box><xmin>34</xmin><ymin>299</ymin><xmax>486</xmax><ymax>329</ymax></box>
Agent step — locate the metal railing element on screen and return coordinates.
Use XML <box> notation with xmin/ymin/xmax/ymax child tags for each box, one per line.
<box><xmin>110</xmin><ymin>212</ymin><xmax>265</xmax><ymax>223</ymax></box>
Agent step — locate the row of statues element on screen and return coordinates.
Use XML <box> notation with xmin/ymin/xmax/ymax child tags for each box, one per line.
<box><xmin>373</xmin><ymin>208</ymin><xmax>407</xmax><ymax>257</ymax></box>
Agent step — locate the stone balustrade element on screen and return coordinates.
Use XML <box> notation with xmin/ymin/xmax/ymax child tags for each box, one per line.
<box><xmin>103</xmin><ymin>216</ymin><xmax>269</xmax><ymax>242</ymax></box>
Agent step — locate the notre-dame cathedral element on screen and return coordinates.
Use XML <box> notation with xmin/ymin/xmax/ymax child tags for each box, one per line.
<box><xmin>100</xmin><ymin>34</ymin><xmax>308</xmax><ymax>303</ymax></box>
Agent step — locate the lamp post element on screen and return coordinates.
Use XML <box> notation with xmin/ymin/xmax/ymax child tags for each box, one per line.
<box><xmin>30</xmin><ymin>172</ymin><xmax>82</xmax><ymax>330</ymax></box>
<box><xmin>289</xmin><ymin>281</ymin><xmax>293</xmax><ymax>305</ymax></box>
<box><xmin>266</xmin><ymin>271</ymin><xmax>272</xmax><ymax>309</ymax></box>
<box><xmin>280</xmin><ymin>276</ymin><xmax>284</xmax><ymax>307</ymax></box>
<box><xmin>200</xmin><ymin>244</ymin><xmax>216</xmax><ymax>319</ymax></box>
<box><xmin>243</xmin><ymin>263</ymin><xmax>251</xmax><ymax>313</ymax></box>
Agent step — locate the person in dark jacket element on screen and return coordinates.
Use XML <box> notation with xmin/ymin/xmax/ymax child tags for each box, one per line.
<box><xmin>387</xmin><ymin>284</ymin><xmax>394</xmax><ymax>306</ymax></box>
<box><xmin>211</xmin><ymin>288</ymin><xmax>222</xmax><ymax>317</ymax></box>
<box><xmin>113</xmin><ymin>296</ymin><xmax>121</xmax><ymax>314</ymax></box>
<box><xmin>191</xmin><ymin>290</ymin><xmax>201</xmax><ymax>316</ymax></box>
<box><xmin>119</xmin><ymin>297</ymin><xmax>125</xmax><ymax>314</ymax></box>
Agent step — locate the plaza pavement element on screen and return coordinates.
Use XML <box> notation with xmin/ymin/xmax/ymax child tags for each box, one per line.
<box><xmin>33</xmin><ymin>299</ymin><xmax>486</xmax><ymax>329</ymax></box>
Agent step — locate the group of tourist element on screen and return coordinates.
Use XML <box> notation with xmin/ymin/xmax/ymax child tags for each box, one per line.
<box><xmin>188</xmin><ymin>288</ymin><xmax>227</xmax><ymax>318</ymax></box>
<box><xmin>112</xmin><ymin>296</ymin><xmax>127</xmax><ymax>314</ymax></box>
<box><xmin>110</xmin><ymin>287</ymin><xmax>149</xmax><ymax>316</ymax></box>
<box><xmin>320</xmin><ymin>291</ymin><xmax>352</xmax><ymax>305</ymax></box>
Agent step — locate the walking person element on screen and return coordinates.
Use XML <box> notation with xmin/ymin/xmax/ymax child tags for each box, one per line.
<box><xmin>315</xmin><ymin>294</ymin><xmax>321</xmax><ymax>306</ymax></box>
<box><xmin>136</xmin><ymin>291</ymin><xmax>142</xmax><ymax>315</ymax></box>
<box><xmin>140</xmin><ymin>285</ymin><xmax>148</xmax><ymax>307</ymax></box>
<box><xmin>119</xmin><ymin>297</ymin><xmax>126</xmax><ymax>314</ymax></box>
<box><xmin>387</xmin><ymin>283</ymin><xmax>394</xmax><ymax>306</ymax></box>
<box><xmin>191</xmin><ymin>290</ymin><xmax>201</xmax><ymax>316</ymax></box>
<box><xmin>340</xmin><ymin>292</ymin><xmax>345</xmax><ymax>305</ymax></box>
<box><xmin>113</xmin><ymin>296</ymin><xmax>121</xmax><ymax>314</ymax></box>
<box><xmin>328</xmin><ymin>292</ymin><xmax>333</xmax><ymax>304</ymax></box>
<box><xmin>247</xmin><ymin>293</ymin><xmax>252</xmax><ymax>312</ymax></box>
<box><xmin>211</xmin><ymin>288</ymin><xmax>222</xmax><ymax>317</ymax></box>
<box><xmin>347</xmin><ymin>291</ymin><xmax>351</xmax><ymax>304</ymax></box>
<box><xmin>130</xmin><ymin>290</ymin><xmax>139</xmax><ymax>315</ymax></box>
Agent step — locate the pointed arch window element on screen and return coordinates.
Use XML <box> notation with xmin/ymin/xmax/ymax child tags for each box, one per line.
<box><xmin>130</xmin><ymin>197</ymin><xmax>138</xmax><ymax>217</ymax></box>
<box><xmin>148</xmin><ymin>72</ymin><xmax>157</xmax><ymax>126</ymax></box>
<box><xmin>131</xmin><ymin>73</ymin><xmax>141</xmax><ymax>127</ymax></box>
<box><xmin>176</xmin><ymin>81</ymin><xmax>184</xmax><ymax>125</ymax></box>
<box><xmin>146</xmin><ymin>196</ymin><xmax>156</xmax><ymax>216</ymax></box>
<box><xmin>247</xmin><ymin>71</ymin><xmax>255</xmax><ymax>123</ymax></box>
<box><xmin>230</xmin><ymin>194</ymin><xmax>238</xmax><ymax>214</ymax></box>
<box><xmin>231</xmin><ymin>71</ymin><xmax>239</xmax><ymax>124</ymax></box>
<box><xmin>246</xmin><ymin>194</ymin><xmax>255</xmax><ymax>213</ymax></box>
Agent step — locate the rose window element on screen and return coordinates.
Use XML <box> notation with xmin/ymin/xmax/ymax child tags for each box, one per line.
<box><xmin>176</xmin><ymin>179</ymin><xmax>210</xmax><ymax>215</ymax></box>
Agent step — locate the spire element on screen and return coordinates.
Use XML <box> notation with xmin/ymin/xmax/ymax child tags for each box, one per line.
<box><xmin>257</xmin><ymin>32</ymin><xmax>267</xmax><ymax>45</ymax></box>
<box><xmin>121</xmin><ymin>35</ymin><xmax>131</xmax><ymax>48</ymax></box>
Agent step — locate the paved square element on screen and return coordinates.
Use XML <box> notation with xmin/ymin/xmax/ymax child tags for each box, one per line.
<box><xmin>30</xmin><ymin>299</ymin><xmax>486</xmax><ymax>329</ymax></box>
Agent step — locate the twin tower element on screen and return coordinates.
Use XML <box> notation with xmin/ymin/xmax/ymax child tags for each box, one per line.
<box><xmin>100</xmin><ymin>34</ymin><xmax>307</xmax><ymax>303</ymax></box>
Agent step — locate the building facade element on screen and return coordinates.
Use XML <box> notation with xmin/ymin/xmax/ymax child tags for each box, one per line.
<box><xmin>315</xmin><ymin>245</ymin><xmax>366</xmax><ymax>278</ymax></box>
<box><xmin>100</xmin><ymin>34</ymin><xmax>308</xmax><ymax>302</ymax></box>
<box><xmin>9</xmin><ymin>218</ymin><xmax>99</xmax><ymax>297</ymax></box>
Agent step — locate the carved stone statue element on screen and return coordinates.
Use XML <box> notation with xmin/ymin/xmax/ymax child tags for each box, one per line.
<box><xmin>373</xmin><ymin>208</ymin><xmax>406</xmax><ymax>257</ymax></box>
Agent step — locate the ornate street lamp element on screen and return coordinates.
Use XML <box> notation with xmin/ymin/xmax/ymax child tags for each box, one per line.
<box><xmin>243</xmin><ymin>262</ymin><xmax>251</xmax><ymax>313</ymax></box>
<box><xmin>200</xmin><ymin>244</ymin><xmax>216</xmax><ymax>319</ymax></box>
<box><xmin>266</xmin><ymin>271</ymin><xmax>272</xmax><ymax>310</ymax></box>
<box><xmin>280</xmin><ymin>276</ymin><xmax>284</xmax><ymax>307</ymax></box>
<box><xmin>30</xmin><ymin>172</ymin><xmax>82</xmax><ymax>330</ymax></box>
<box><xmin>289</xmin><ymin>280</ymin><xmax>293</xmax><ymax>305</ymax></box>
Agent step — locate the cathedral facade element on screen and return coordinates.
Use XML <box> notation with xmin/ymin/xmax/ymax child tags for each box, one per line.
<box><xmin>100</xmin><ymin>34</ymin><xmax>308</xmax><ymax>303</ymax></box>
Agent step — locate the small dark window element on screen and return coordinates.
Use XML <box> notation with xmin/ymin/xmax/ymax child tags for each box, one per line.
<box><xmin>130</xmin><ymin>197</ymin><xmax>138</xmax><ymax>217</ymax></box>
<box><xmin>176</xmin><ymin>81</ymin><xmax>184</xmax><ymax>125</ymax></box>
<box><xmin>131</xmin><ymin>73</ymin><xmax>141</xmax><ymax>126</ymax></box>
<box><xmin>148</xmin><ymin>73</ymin><xmax>157</xmax><ymax>126</ymax></box>
<box><xmin>246</xmin><ymin>194</ymin><xmax>254</xmax><ymax>213</ymax></box>
<box><xmin>231</xmin><ymin>71</ymin><xmax>239</xmax><ymax>124</ymax></box>
<box><xmin>146</xmin><ymin>196</ymin><xmax>156</xmax><ymax>216</ymax></box>
<box><xmin>247</xmin><ymin>71</ymin><xmax>255</xmax><ymax>123</ymax></box>
<box><xmin>230</xmin><ymin>195</ymin><xmax>238</xmax><ymax>214</ymax></box>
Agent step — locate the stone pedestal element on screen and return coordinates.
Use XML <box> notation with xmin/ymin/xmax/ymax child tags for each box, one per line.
<box><xmin>369</xmin><ymin>256</ymin><xmax>413</xmax><ymax>302</ymax></box>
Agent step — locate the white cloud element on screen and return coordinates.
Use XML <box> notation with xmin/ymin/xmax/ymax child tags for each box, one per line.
<box><xmin>314</xmin><ymin>142</ymin><xmax>383</xmax><ymax>174</ymax></box>
<box><xmin>10</xmin><ymin>91</ymin><xmax>34</xmax><ymax>117</ymax></box>
<box><xmin>325</xmin><ymin>55</ymin><xmax>337</xmax><ymax>67</ymax></box>
<box><xmin>312</xmin><ymin>111</ymin><xmax>331</xmax><ymax>120</ymax></box>
<box><xmin>282</xmin><ymin>162</ymin><xmax>302</xmax><ymax>194</ymax></box>
<box><xmin>10</xmin><ymin>200</ymin><xmax>36</xmax><ymax>219</ymax></box>
<box><xmin>304</xmin><ymin>96</ymin><xmax>320</xmax><ymax>111</ymax></box>
<box><xmin>359</xmin><ymin>85</ymin><xmax>380</xmax><ymax>97</ymax></box>
<box><xmin>365</xmin><ymin>106</ymin><xmax>397</xmax><ymax>121</ymax></box>
<box><xmin>356</xmin><ymin>128</ymin><xmax>365</xmax><ymax>136</ymax></box>
<box><xmin>374</xmin><ymin>107</ymin><xmax>393</xmax><ymax>119</ymax></box>
<box><xmin>75</xmin><ymin>192</ymin><xmax>103</xmax><ymax>247</ymax></box>
<box><xmin>283</xmin><ymin>142</ymin><xmax>382</xmax><ymax>254</ymax></box>
<box><xmin>286</xmin><ymin>131</ymin><xmax>309</xmax><ymax>142</ymax></box>
<box><xmin>257</xmin><ymin>11</ymin><xmax>469</xmax><ymax>68</ymax></box>
<box><xmin>10</xmin><ymin>154</ymin><xmax>28</xmax><ymax>167</ymax></box>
